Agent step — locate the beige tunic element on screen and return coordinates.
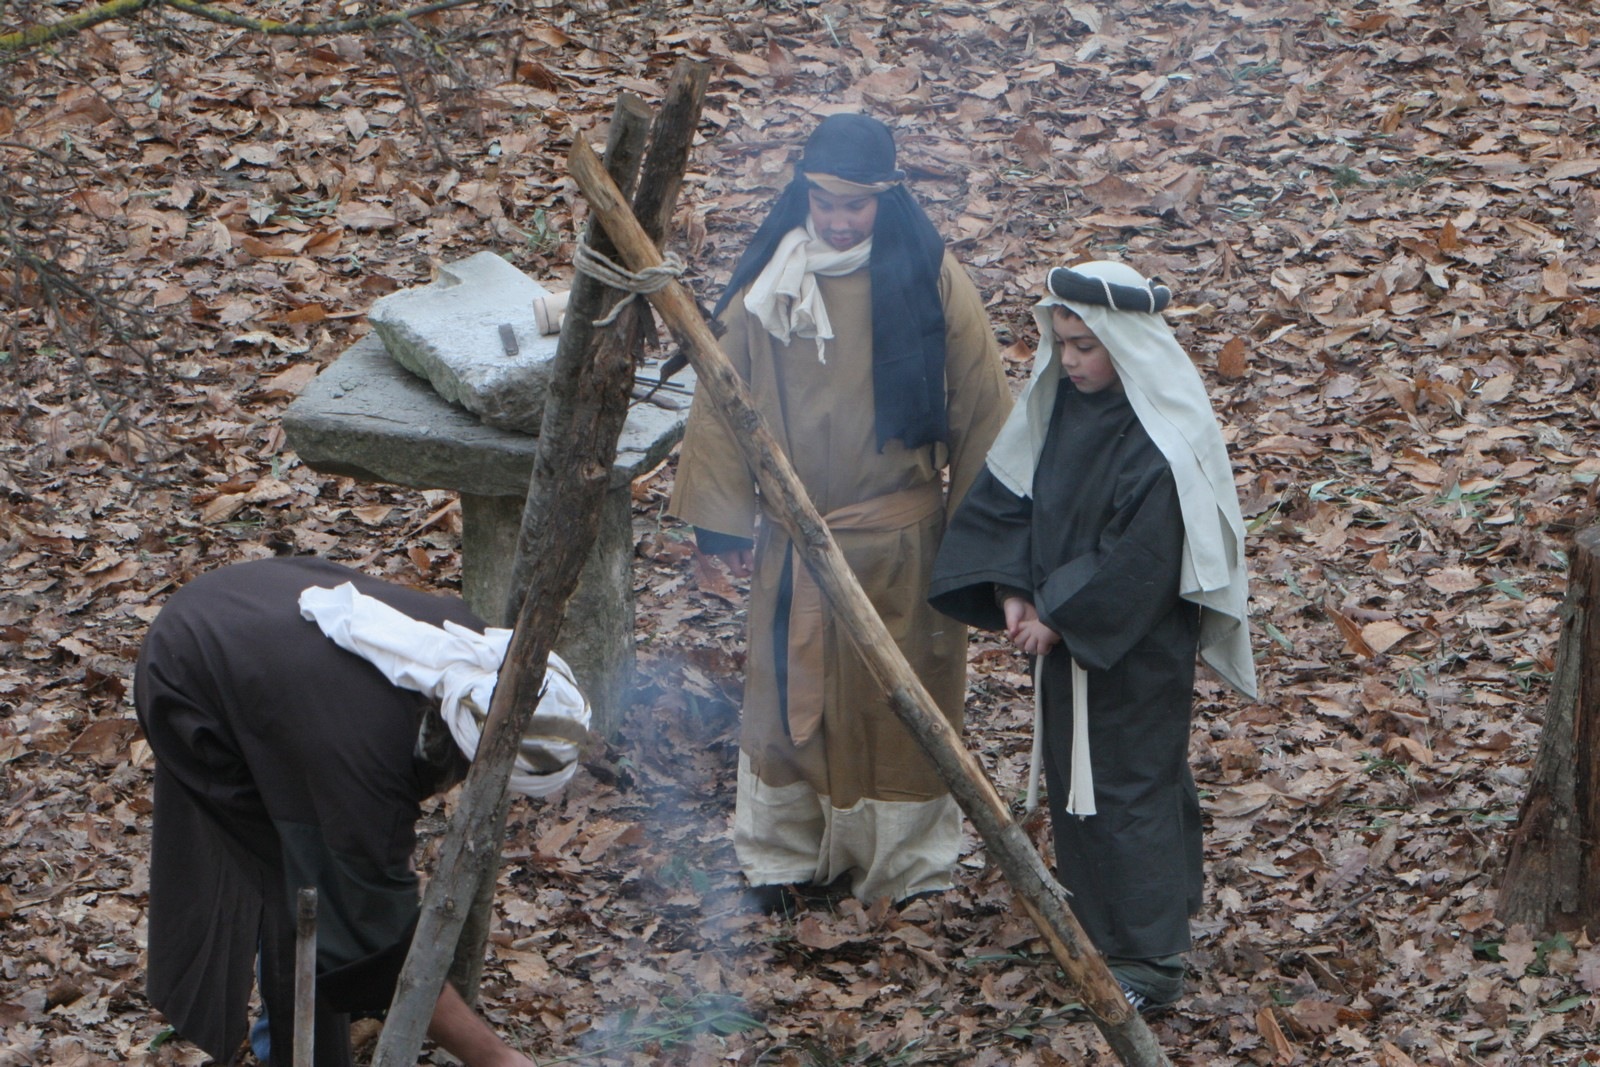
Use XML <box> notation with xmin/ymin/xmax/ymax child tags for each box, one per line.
<box><xmin>671</xmin><ymin>252</ymin><xmax>1011</xmax><ymax>900</ymax></box>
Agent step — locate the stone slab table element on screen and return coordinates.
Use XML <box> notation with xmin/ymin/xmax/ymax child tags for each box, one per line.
<box><xmin>283</xmin><ymin>332</ymin><xmax>694</xmax><ymax>731</ymax></box>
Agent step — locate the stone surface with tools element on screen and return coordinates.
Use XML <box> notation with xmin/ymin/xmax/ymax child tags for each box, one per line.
<box><xmin>367</xmin><ymin>250</ymin><xmax>560</xmax><ymax>435</ymax></box>
<box><xmin>283</xmin><ymin>255</ymin><xmax>695</xmax><ymax>729</ymax></box>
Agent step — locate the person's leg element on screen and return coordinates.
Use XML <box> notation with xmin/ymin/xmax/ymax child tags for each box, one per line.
<box><xmin>733</xmin><ymin>753</ymin><xmax>825</xmax><ymax>895</ymax></box>
<box><xmin>250</xmin><ymin>1013</ymin><xmax>272</xmax><ymax>1062</ymax></box>
<box><xmin>251</xmin><ymin>955</ymin><xmax>272</xmax><ymax>1062</ymax></box>
<box><xmin>1038</xmin><ymin>648</ymin><xmax>1199</xmax><ymax>967</ymax></box>
<box><xmin>821</xmin><ymin>791</ymin><xmax>959</xmax><ymax>904</ymax></box>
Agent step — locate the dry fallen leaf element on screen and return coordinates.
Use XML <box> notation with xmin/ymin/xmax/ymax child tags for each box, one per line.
<box><xmin>1217</xmin><ymin>335</ymin><xmax>1249</xmax><ymax>379</ymax></box>
<box><xmin>1360</xmin><ymin>620</ymin><xmax>1413</xmax><ymax>655</ymax></box>
<box><xmin>691</xmin><ymin>550</ymin><xmax>741</xmax><ymax>606</ymax></box>
<box><xmin>260</xmin><ymin>363</ymin><xmax>319</xmax><ymax>398</ymax></box>
<box><xmin>1256</xmin><ymin>1003</ymin><xmax>1296</xmax><ymax>1065</ymax></box>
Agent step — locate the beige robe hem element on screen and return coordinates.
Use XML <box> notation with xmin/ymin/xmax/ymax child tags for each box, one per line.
<box><xmin>734</xmin><ymin>752</ymin><xmax>960</xmax><ymax>903</ymax></box>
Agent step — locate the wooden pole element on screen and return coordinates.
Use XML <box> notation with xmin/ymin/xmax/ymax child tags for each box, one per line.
<box><xmin>504</xmin><ymin>57</ymin><xmax>711</xmax><ymax>731</ymax></box>
<box><xmin>368</xmin><ymin>98</ymin><xmax>656</xmax><ymax>1067</ymax></box>
<box><xmin>452</xmin><ymin>58</ymin><xmax>710</xmax><ymax>1003</ymax></box>
<box><xmin>441</xmin><ymin>93</ymin><xmax>653</xmax><ymax>1010</ymax></box>
<box><xmin>293</xmin><ymin>887</ymin><xmax>317</xmax><ymax>1067</ymax></box>
<box><xmin>374</xmin><ymin>68</ymin><xmax>710</xmax><ymax>1065</ymax></box>
<box><xmin>1498</xmin><ymin>525</ymin><xmax>1600</xmax><ymax>931</ymax></box>
<box><xmin>566</xmin><ymin>134</ymin><xmax>1173</xmax><ymax>1067</ymax></box>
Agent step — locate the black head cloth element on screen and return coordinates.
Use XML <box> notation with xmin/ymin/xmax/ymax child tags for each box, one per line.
<box><xmin>715</xmin><ymin>114</ymin><xmax>950</xmax><ymax>450</ymax></box>
<box><xmin>1047</xmin><ymin>266</ymin><xmax>1173</xmax><ymax>313</ymax></box>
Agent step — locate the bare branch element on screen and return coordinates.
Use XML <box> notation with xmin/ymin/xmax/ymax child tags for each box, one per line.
<box><xmin>0</xmin><ymin>0</ymin><xmax>486</xmax><ymax>52</ymax></box>
<box><xmin>0</xmin><ymin>0</ymin><xmax>158</xmax><ymax>51</ymax></box>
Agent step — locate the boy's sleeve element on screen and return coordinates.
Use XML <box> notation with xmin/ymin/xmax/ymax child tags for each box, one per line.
<box><xmin>1035</xmin><ymin>465</ymin><xmax>1186</xmax><ymax>671</ymax></box>
<box><xmin>927</xmin><ymin>466</ymin><xmax>1033</xmax><ymax>631</ymax></box>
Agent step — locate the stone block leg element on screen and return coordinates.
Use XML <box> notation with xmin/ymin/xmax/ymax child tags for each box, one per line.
<box><xmin>458</xmin><ymin>490</ymin><xmax>635</xmax><ymax>737</ymax></box>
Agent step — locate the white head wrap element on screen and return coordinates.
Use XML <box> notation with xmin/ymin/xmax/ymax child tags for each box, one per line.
<box><xmin>987</xmin><ymin>260</ymin><xmax>1257</xmax><ymax>701</ymax></box>
<box><xmin>298</xmin><ymin>582</ymin><xmax>591</xmax><ymax>798</ymax></box>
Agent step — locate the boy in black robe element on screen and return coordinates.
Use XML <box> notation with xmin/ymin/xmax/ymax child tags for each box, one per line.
<box><xmin>929</xmin><ymin>263</ymin><xmax>1256</xmax><ymax>1013</ymax></box>
<box><xmin>135</xmin><ymin>556</ymin><xmax>546</xmax><ymax>1067</ymax></box>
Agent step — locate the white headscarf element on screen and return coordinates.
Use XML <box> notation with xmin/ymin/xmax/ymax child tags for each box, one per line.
<box><xmin>988</xmin><ymin>260</ymin><xmax>1257</xmax><ymax>700</ymax></box>
<box><xmin>299</xmin><ymin>582</ymin><xmax>591</xmax><ymax>798</ymax></box>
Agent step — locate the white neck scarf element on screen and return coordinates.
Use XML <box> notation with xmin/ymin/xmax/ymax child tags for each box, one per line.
<box><xmin>741</xmin><ymin>218</ymin><xmax>872</xmax><ymax>362</ymax></box>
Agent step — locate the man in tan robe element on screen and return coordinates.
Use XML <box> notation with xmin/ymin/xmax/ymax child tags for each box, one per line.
<box><xmin>671</xmin><ymin>114</ymin><xmax>1011</xmax><ymax>905</ymax></box>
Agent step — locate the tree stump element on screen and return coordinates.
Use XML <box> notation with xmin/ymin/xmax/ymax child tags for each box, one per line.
<box><xmin>1497</xmin><ymin>526</ymin><xmax>1600</xmax><ymax>932</ymax></box>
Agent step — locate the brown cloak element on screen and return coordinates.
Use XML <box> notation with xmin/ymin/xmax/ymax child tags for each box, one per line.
<box><xmin>671</xmin><ymin>252</ymin><xmax>1010</xmax><ymax>899</ymax></box>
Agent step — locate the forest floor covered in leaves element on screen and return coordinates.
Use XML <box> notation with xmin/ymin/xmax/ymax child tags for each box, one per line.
<box><xmin>3</xmin><ymin>0</ymin><xmax>1600</xmax><ymax>1064</ymax></box>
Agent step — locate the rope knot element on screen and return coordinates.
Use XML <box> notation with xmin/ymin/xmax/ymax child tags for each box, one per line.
<box><xmin>572</xmin><ymin>244</ymin><xmax>685</xmax><ymax>327</ymax></box>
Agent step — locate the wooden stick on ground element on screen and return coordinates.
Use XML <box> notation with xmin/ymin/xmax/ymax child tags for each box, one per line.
<box><xmin>293</xmin><ymin>887</ymin><xmax>317</xmax><ymax>1067</ymax></box>
<box><xmin>566</xmin><ymin>133</ymin><xmax>1174</xmax><ymax>1067</ymax></box>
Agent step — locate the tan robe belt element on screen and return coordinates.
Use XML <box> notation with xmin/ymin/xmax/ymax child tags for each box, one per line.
<box><xmin>775</xmin><ymin>482</ymin><xmax>944</xmax><ymax>746</ymax></box>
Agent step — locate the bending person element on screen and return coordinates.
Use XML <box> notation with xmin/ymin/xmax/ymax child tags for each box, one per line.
<box><xmin>135</xmin><ymin>555</ymin><xmax>586</xmax><ymax>1066</ymax></box>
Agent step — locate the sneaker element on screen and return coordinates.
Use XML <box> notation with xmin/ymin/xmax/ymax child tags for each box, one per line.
<box><xmin>743</xmin><ymin>884</ymin><xmax>797</xmax><ymax>916</ymax></box>
<box><xmin>791</xmin><ymin>874</ymin><xmax>854</xmax><ymax>908</ymax></box>
<box><xmin>1118</xmin><ymin>980</ymin><xmax>1177</xmax><ymax>1016</ymax></box>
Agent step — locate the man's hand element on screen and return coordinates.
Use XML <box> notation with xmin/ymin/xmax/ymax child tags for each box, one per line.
<box><xmin>428</xmin><ymin>982</ymin><xmax>535</xmax><ymax>1067</ymax></box>
<box><xmin>716</xmin><ymin>546</ymin><xmax>754</xmax><ymax>579</ymax></box>
<box><xmin>1003</xmin><ymin>596</ymin><xmax>1060</xmax><ymax>657</ymax></box>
